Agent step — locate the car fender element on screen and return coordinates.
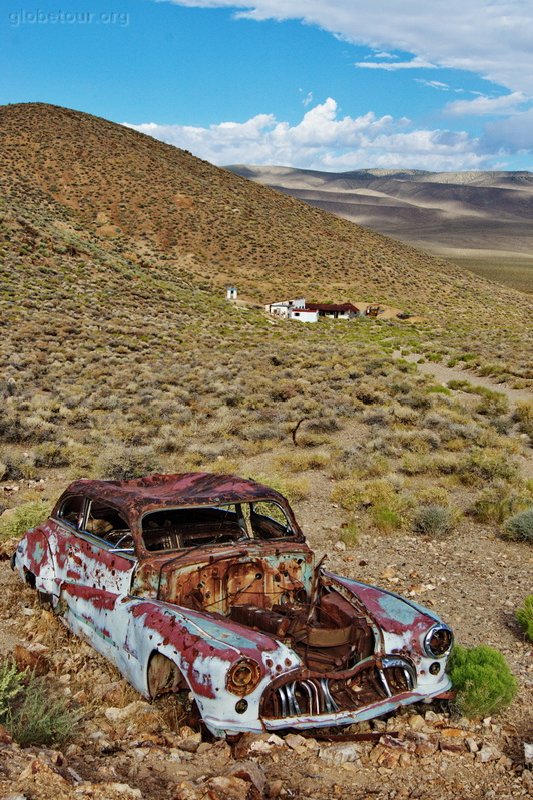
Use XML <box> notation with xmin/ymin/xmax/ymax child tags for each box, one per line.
<box><xmin>13</xmin><ymin>525</ymin><xmax>56</xmax><ymax>597</ymax></box>
<box><xmin>326</xmin><ymin>572</ymin><xmax>446</xmax><ymax>657</ymax></box>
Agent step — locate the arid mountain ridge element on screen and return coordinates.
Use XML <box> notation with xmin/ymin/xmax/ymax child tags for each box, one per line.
<box><xmin>227</xmin><ymin>164</ymin><xmax>533</xmax><ymax>294</ymax></box>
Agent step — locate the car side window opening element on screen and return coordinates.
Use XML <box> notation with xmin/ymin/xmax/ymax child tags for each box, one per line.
<box><xmin>250</xmin><ymin>501</ymin><xmax>293</xmax><ymax>539</ymax></box>
<box><xmin>141</xmin><ymin>501</ymin><xmax>294</xmax><ymax>552</ymax></box>
<box><xmin>58</xmin><ymin>495</ymin><xmax>85</xmax><ymax>529</ymax></box>
<box><xmin>84</xmin><ymin>500</ymin><xmax>133</xmax><ymax>548</ymax></box>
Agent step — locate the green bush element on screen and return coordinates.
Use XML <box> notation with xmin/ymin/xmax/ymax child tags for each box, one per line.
<box><xmin>502</xmin><ymin>507</ymin><xmax>533</xmax><ymax>543</ymax></box>
<box><xmin>0</xmin><ymin>658</ymin><xmax>78</xmax><ymax>746</ymax></box>
<box><xmin>468</xmin><ymin>484</ymin><xmax>528</xmax><ymax>524</ymax></box>
<box><xmin>0</xmin><ymin>500</ymin><xmax>49</xmax><ymax>541</ymax></box>
<box><xmin>373</xmin><ymin>506</ymin><xmax>402</xmax><ymax>533</ymax></box>
<box><xmin>413</xmin><ymin>504</ymin><xmax>454</xmax><ymax>537</ymax></box>
<box><xmin>339</xmin><ymin>520</ymin><xmax>359</xmax><ymax>547</ymax></box>
<box><xmin>448</xmin><ymin>645</ymin><xmax>517</xmax><ymax>718</ymax></box>
<box><xmin>0</xmin><ymin>658</ymin><xmax>24</xmax><ymax>718</ymax></box>
<box><xmin>516</xmin><ymin>595</ymin><xmax>533</xmax><ymax>641</ymax></box>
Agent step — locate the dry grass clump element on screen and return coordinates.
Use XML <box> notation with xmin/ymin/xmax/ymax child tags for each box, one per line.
<box><xmin>274</xmin><ymin>451</ymin><xmax>330</xmax><ymax>473</ymax></box>
<box><xmin>513</xmin><ymin>401</ymin><xmax>533</xmax><ymax>442</ymax></box>
<box><xmin>467</xmin><ymin>481</ymin><xmax>532</xmax><ymax>524</ymax></box>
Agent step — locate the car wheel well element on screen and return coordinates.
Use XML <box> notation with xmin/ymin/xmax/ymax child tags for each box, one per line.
<box><xmin>147</xmin><ymin>651</ymin><xmax>185</xmax><ymax>699</ymax></box>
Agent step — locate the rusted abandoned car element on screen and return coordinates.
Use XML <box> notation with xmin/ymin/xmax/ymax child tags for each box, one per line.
<box><xmin>12</xmin><ymin>473</ymin><xmax>453</xmax><ymax>737</ymax></box>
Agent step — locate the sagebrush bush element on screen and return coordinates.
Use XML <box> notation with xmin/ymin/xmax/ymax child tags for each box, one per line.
<box><xmin>339</xmin><ymin>520</ymin><xmax>359</xmax><ymax>547</ymax></box>
<box><xmin>468</xmin><ymin>484</ymin><xmax>528</xmax><ymax>524</ymax></box>
<box><xmin>459</xmin><ymin>450</ymin><xmax>518</xmax><ymax>485</ymax></box>
<box><xmin>448</xmin><ymin>645</ymin><xmax>518</xmax><ymax>717</ymax></box>
<box><xmin>513</xmin><ymin>401</ymin><xmax>533</xmax><ymax>440</ymax></box>
<box><xmin>97</xmin><ymin>445</ymin><xmax>162</xmax><ymax>481</ymax></box>
<box><xmin>502</xmin><ymin>507</ymin><xmax>533</xmax><ymax>543</ymax></box>
<box><xmin>0</xmin><ymin>500</ymin><xmax>49</xmax><ymax>541</ymax></box>
<box><xmin>0</xmin><ymin>658</ymin><xmax>78</xmax><ymax>746</ymax></box>
<box><xmin>413</xmin><ymin>504</ymin><xmax>454</xmax><ymax>537</ymax></box>
<box><xmin>516</xmin><ymin>595</ymin><xmax>533</xmax><ymax>641</ymax></box>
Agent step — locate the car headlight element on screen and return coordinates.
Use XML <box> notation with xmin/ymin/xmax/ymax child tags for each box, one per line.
<box><xmin>423</xmin><ymin>624</ymin><xmax>453</xmax><ymax>658</ymax></box>
<box><xmin>226</xmin><ymin>658</ymin><xmax>262</xmax><ymax>696</ymax></box>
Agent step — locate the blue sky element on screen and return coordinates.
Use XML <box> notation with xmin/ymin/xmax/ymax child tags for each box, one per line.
<box><xmin>3</xmin><ymin>0</ymin><xmax>533</xmax><ymax>171</ymax></box>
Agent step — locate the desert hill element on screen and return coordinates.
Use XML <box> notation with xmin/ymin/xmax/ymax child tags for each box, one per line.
<box><xmin>227</xmin><ymin>165</ymin><xmax>533</xmax><ymax>294</ymax></box>
<box><xmin>0</xmin><ymin>102</ymin><xmax>532</xmax><ymax>390</ymax></box>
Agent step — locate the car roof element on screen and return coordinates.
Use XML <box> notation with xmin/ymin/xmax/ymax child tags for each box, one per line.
<box><xmin>61</xmin><ymin>472</ymin><xmax>289</xmax><ymax>518</ymax></box>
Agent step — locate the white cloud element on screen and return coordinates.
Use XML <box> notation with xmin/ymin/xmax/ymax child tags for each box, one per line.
<box><xmin>445</xmin><ymin>91</ymin><xmax>530</xmax><ymax>116</ymax></box>
<box><xmin>483</xmin><ymin>108</ymin><xmax>533</xmax><ymax>151</ymax></box>
<box><xmin>355</xmin><ymin>56</ymin><xmax>435</xmax><ymax>71</ymax></box>
<box><xmin>161</xmin><ymin>1</ymin><xmax>533</xmax><ymax>96</ymax></box>
<box><xmin>125</xmin><ymin>97</ymin><xmax>490</xmax><ymax>171</ymax></box>
<box><xmin>415</xmin><ymin>79</ymin><xmax>450</xmax><ymax>91</ymax></box>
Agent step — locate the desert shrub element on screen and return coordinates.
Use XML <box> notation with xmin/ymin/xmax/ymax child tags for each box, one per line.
<box><xmin>0</xmin><ymin>658</ymin><xmax>24</xmax><ymax>718</ymax></box>
<box><xmin>275</xmin><ymin>451</ymin><xmax>329</xmax><ymax>473</ymax></box>
<box><xmin>0</xmin><ymin>451</ymin><xmax>38</xmax><ymax>480</ymax></box>
<box><xmin>502</xmin><ymin>507</ymin><xmax>533</xmax><ymax>543</ymax></box>
<box><xmin>468</xmin><ymin>484</ymin><xmax>528</xmax><ymax>524</ymax></box>
<box><xmin>0</xmin><ymin>500</ymin><xmax>49</xmax><ymax>541</ymax></box>
<box><xmin>250</xmin><ymin>473</ymin><xmax>310</xmax><ymax>503</ymax></box>
<box><xmin>458</xmin><ymin>450</ymin><xmax>518</xmax><ymax>485</ymax></box>
<box><xmin>474</xmin><ymin>389</ymin><xmax>509</xmax><ymax>417</ymax></box>
<box><xmin>98</xmin><ymin>445</ymin><xmax>161</xmax><ymax>480</ymax></box>
<box><xmin>0</xmin><ymin>658</ymin><xmax>78</xmax><ymax>746</ymax></box>
<box><xmin>447</xmin><ymin>378</ymin><xmax>473</xmax><ymax>391</ymax></box>
<box><xmin>398</xmin><ymin>391</ymin><xmax>431</xmax><ymax>411</ymax></box>
<box><xmin>307</xmin><ymin>417</ymin><xmax>340</xmax><ymax>433</ymax></box>
<box><xmin>448</xmin><ymin>645</ymin><xmax>517</xmax><ymax>717</ymax></box>
<box><xmin>362</xmin><ymin>407</ymin><xmax>390</xmax><ymax>426</ymax></box>
<box><xmin>34</xmin><ymin>442</ymin><xmax>71</xmax><ymax>468</ymax></box>
<box><xmin>331</xmin><ymin>478</ymin><xmax>405</xmax><ymax>514</ymax></box>
<box><xmin>373</xmin><ymin>506</ymin><xmax>402</xmax><ymax>532</ymax></box>
<box><xmin>513</xmin><ymin>401</ymin><xmax>533</xmax><ymax>440</ymax></box>
<box><xmin>413</xmin><ymin>486</ymin><xmax>450</xmax><ymax>506</ymax></box>
<box><xmin>516</xmin><ymin>595</ymin><xmax>533</xmax><ymax>641</ymax></box>
<box><xmin>339</xmin><ymin>520</ymin><xmax>358</xmax><ymax>547</ymax></box>
<box><xmin>413</xmin><ymin>504</ymin><xmax>454</xmax><ymax>537</ymax></box>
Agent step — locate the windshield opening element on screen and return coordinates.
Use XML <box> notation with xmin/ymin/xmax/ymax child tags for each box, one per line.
<box><xmin>141</xmin><ymin>500</ymin><xmax>295</xmax><ymax>552</ymax></box>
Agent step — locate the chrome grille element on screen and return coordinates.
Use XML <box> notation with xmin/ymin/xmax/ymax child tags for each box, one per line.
<box><xmin>263</xmin><ymin>657</ymin><xmax>416</xmax><ymax>719</ymax></box>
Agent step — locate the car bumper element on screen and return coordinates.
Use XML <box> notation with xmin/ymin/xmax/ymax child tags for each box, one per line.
<box><xmin>201</xmin><ymin>674</ymin><xmax>452</xmax><ymax>737</ymax></box>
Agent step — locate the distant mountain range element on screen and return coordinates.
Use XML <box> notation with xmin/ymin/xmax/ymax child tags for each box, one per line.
<box><xmin>226</xmin><ymin>166</ymin><xmax>533</xmax><ymax>293</ymax></box>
